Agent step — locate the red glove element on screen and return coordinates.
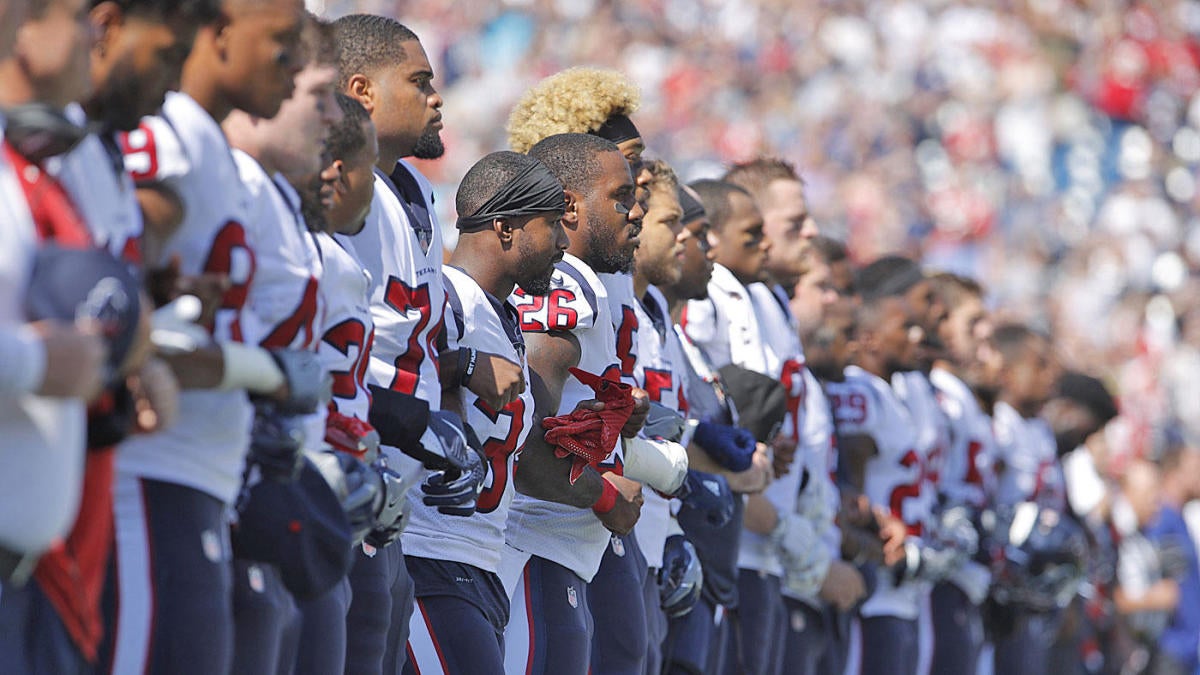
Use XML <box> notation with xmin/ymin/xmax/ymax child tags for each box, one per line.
<box><xmin>325</xmin><ymin>411</ymin><xmax>380</xmax><ymax>459</ymax></box>
<box><xmin>542</xmin><ymin>368</ymin><xmax>635</xmax><ymax>484</ymax></box>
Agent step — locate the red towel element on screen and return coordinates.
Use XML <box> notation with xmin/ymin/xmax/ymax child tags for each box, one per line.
<box><xmin>543</xmin><ymin>368</ymin><xmax>635</xmax><ymax>484</ymax></box>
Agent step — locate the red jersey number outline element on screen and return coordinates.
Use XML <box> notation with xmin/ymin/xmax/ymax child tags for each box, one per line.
<box><xmin>472</xmin><ymin>397</ymin><xmax>527</xmax><ymax>514</ymax></box>
<box><xmin>888</xmin><ymin>449</ymin><xmax>925</xmax><ymax>537</ymax></box>
<box><xmin>616</xmin><ymin>305</ymin><xmax>639</xmax><ymax>379</ymax></box>
<box><xmin>383</xmin><ymin>277</ymin><xmax>441</xmax><ymax>395</ymax></box>
<box><xmin>201</xmin><ymin>220</ymin><xmax>255</xmax><ymax>342</ymax></box>
<box><xmin>323</xmin><ymin>318</ymin><xmax>374</xmax><ymax>407</ymax></box>
<box><xmin>515</xmin><ymin>288</ymin><xmax>580</xmax><ymax>332</ymax></box>
<box><xmin>260</xmin><ymin>276</ymin><xmax>320</xmax><ymax>350</ymax></box>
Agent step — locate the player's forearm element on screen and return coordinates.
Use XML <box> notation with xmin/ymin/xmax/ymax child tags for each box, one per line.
<box><xmin>513</xmin><ymin>429</ymin><xmax>604</xmax><ymax>508</ymax></box>
<box><xmin>743</xmin><ymin>492</ymin><xmax>779</xmax><ymax>535</ymax></box>
<box><xmin>439</xmin><ymin>347</ymin><xmax>464</xmax><ymax>387</ymax></box>
<box><xmin>840</xmin><ymin>523</ymin><xmax>884</xmax><ymax>564</ymax></box>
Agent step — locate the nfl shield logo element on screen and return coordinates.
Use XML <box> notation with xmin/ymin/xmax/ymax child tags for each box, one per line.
<box><xmin>248</xmin><ymin>565</ymin><xmax>266</xmax><ymax>594</ymax></box>
<box><xmin>566</xmin><ymin>585</ymin><xmax>578</xmax><ymax>608</ymax></box>
<box><xmin>201</xmin><ymin>529</ymin><xmax>222</xmax><ymax>563</ymax></box>
<box><xmin>612</xmin><ymin>535</ymin><xmax>625</xmax><ymax>557</ymax></box>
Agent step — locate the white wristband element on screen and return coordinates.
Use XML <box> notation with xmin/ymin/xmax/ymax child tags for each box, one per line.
<box><xmin>624</xmin><ymin>437</ymin><xmax>688</xmax><ymax>494</ymax></box>
<box><xmin>219</xmin><ymin>342</ymin><xmax>284</xmax><ymax>393</ymax></box>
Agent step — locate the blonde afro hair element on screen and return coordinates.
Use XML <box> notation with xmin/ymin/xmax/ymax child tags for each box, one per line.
<box><xmin>507</xmin><ymin>67</ymin><xmax>641</xmax><ymax>154</ymax></box>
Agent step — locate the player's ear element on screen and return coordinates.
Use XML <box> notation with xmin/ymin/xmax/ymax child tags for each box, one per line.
<box><xmin>210</xmin><ymin>8</ymin><xmax>234</xmax><ymax>60</ymax></box>
<box><xmin>493</xmin><ymin>217</ymin><xmax>515</xmax><ymax>245</ymax></box>
<box><xmin>346</xmin><ymin>75</ymin><xmax>374</xmax><ymax>115</ymax></box>
<box><xmin>89</xmin><ymin>2</ymin><xmax>124</xmax><ymax>61</ymax></box>
<box><xmin>331</xmin><ymin>160</ymin><xmax>350</xmax><ymax>194</ymax></box>
<box><xmin>561</xmin><ymin>190</ymin><xmax>581</xmax><ymax>228</ymax></box>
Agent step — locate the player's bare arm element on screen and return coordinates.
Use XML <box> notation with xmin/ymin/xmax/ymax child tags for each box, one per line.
<box><xmin>514</xmin><ymin>328</ymin><xmax>643</xmax><ymax>534</ymax></box>
<box><xmin>840</xmin><ymin>432</ymin><xmax>877</xmax><ymax>495</ymax></box>
<box><xmin>439</xmin><ymin>347</ymin><xmax>525</xmax><ymax>411</ymax></box>
<box><xmin>513</xmin><ymin>328</ymin><xmax>605</xmax><ymax>506</ymax></box>
<box><xmin>134</xmin><ymin>183</ymin><xmax>184</xmax><ymax>264</ymax></box>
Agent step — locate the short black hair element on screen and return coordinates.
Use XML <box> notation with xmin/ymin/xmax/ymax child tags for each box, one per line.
<box><xmin>990</xmin><ymin>322</ymin><xmax>1044</xmax><ymax>364</ymax></box>
<box><xmin>810</xmin><ymin>235</ymin><xmax>848</xmax><ymax>265</ymax></box>
<box><xmin>331</xmin><ymin>14</ymin><xmax>418</xmax><ymax>90</ymax></box>
<box><xmin>1055</xmin><ymin>371</ymin><xmax>1118</xmax><ymax>426</ymax></box>
<box><xmin>527</xmin><ymin>133</ymin><xmax>617</xmax><ymax>195</ymax></box>
<box><xmin>89</xmin><ymin>0</ymin><xmax>221</xmax><ymax>23</ymax></box>
<box><xmin>456</xmin><ymin>151</ymin><xmax>546</xmax><ymax>218</ymax></box>
<box><xmin>855</xmin><ymin>255</ymin><xmax>922</xmax><ymax>302</ymax></box>
<box><xmin>687</xmin><ymin>179</ymin><xmax>749</xmax><ymax>232</ymax></box>
<box><xmin>300</xmin><ymin>12</ymin><xmax>339</xmax><ymax>68</ymax></box>
<box><xmin>326</xmin><ymin>93</ymin><xmax>371</xmax><ymax>164</ymax></box>
<box><xmin>928</xmin><ymin>271</ymin><xmax>984</xmax><ymax>311</ymax></box>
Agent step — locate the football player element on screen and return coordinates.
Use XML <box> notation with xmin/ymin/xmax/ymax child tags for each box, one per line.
<box><xmin>682</xmin><ymin>178</ymin><xmax>808</xmax><ymax>675</ymax></box>
<box><xmin>825</xmin><ymin>280</ymin><xmax>930</xmax><ymax>675</ymax></box>
<box><xmin>928</xmin><ymin>272</ymin><xmax>997</xmax><ymax>675</ymax></box>
<box><xmin>402</xmin><ymin>150</ymin><xmax>567</xmax><ymax>674</ymax></box>
<box><xmin>107</xmin><ymin>0</ymin><xmax>310</xmax><ymax>671</ymax></box>
<box><xmin>331</xmin><ymin>16</ymin><xmax>501</xmax><ymax>672</ymax></box>
<box><xmin>222</xmin><ymin>15</ymin><xmax>345</xmax><ymax>673</ymax></box>
<box><xmin>23</xmin><ymin>0</ymin><xmax>216</xmax><ymax>670</ymax></box>
<box><xmin>989</xmin><ymin>322</ymin><xmax>1066</xmax><ymax>675</ymax></box>
<box><xmin>657</xmin><ymin>181</ymin><xmax>776</xmax><ymax>675</ymax></box>
<box><xmin>0</xmin><ymin>1</ymin><xmax>132</xmax><ymax>671</ymax></box>
<box><xmin>500</xmin><ymin>133</ymin><xmax>648</xmax><ymax>675</ymax></box>
<box><xmin>727</xmin><ymin>158</ymin><xmax>845</xmax><ymax>675</ymax></box>
<box><xmin>506</xmin><ymin>68</ymin><xmax>695</xmax><ymax>675</ymax></box>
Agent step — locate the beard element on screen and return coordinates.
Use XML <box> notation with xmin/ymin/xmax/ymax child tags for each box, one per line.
<box><xmin>411</xmin><ymin>127</ymin><xmax>444</xmax><ymax>159</ymax></box>
<box><xmin>586</xmin><ymin>212</ymin><xmax>635</xmax><ymax>274</ymax></box>
<box><xmin>297</xmin><ymin>172</ymin><xmax>329</xmax><ymax>233</ymax></box>
<box><xmin>516</xmin><ymin>236</ymin><xmax>559</xmax><ymax>296</ymax></box>
<box><xmin>518</xmin><ymin>272</ymin><xmax>554</xmax><ymax>297</ymax></box>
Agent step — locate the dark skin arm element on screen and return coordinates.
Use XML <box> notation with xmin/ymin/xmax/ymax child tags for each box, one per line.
<box><xmin>839</xmin><ymin>433</ymin><xmax>907</xmax><ymax>565</ymax></box>
<box><xmin>438</xmin><ymin>325</ymin><xmax>526</xmax><ymax>411</ymax></box>
<box><xmin>513</xmin><ymin>329</ymin><xmax>641</xmax><ymax>534</ymax></box>
<box><xmin>136</xmin><ymin>184</ymin><xmax>184</xmax><ymax>266</ymax></box>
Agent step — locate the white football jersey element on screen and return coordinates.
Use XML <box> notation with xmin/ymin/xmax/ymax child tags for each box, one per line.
<box><xmin>828</xmin><ymin>365</ymin><xmax>931</xmax><ymax>619</ymax></box>
<box><xmin>682</xmin><ymin>263</ymin><xmax>767</xmax><ymax>373</ymax></box>
<box><xmin>892</xmin><ymin>371</ymin><xmax>949</xmax><ymax>536</ymax></box>
<box><xmin>602</xmin><ymin>272</ymin><xmax>640</xmax><ymax>388</ymax></box>
<box><xmin>929</xmin><ymin>368</ymin><xmax>993</xmax><ymax>510</ymax></box>
<box><xmin>785</xmin><ymin>369</ymin><xmax>843</xmax><ymax>605</ymax></box>
<box><xmin>50</xmin><ymin>104</ymin><xmax>142</xmax><ymax>260</ymax></box>
<box><xmin>631</xmin><ymin>285</ymin><xmax>687</xmax><ymax>569</ymax></box>
<box><xmin>116</xmin><ymin>91</ymin><xmax>255</xmax><ymax>505</ymax></box>
<box><xmin>992</xmin><ymin>402</ymin><xmax>1066</xmax><ymax>511</ymax></box>
<box><xmin>232</xmin><ymin>155</ymin><xmax>326</xmax><ymax>454</ymax></box>
<box><xmin>402</xmin><ymin>266</ymin><xmax>533</xmax><ymax>572</ymax></box>
<box><xmin>347</xmin><ymin>164</ymin><xmax>445</xmax><ymax>410</ymax></box>
<box><xmin>930</xmin><ymin>366</ymin><xmax>995</xmax><ymax>599</ymax></box>
<box><xmin>233</xmin><ymin>154</ymin><xmax>323</xmax><ymax>352</ymax></box>
<box><xmin>506</xmin><ymin>252</ymin><xmax>622</xmax><ymax>582</ymax></box>
<box><xmin>0</xmin><ymin>126</ymin><xmax>86</xmax><ymax>553</ymax></box>
<box><xmin>316</xmin><ymin>233</ymin><xmax>375</xmax><ymax>424</ymax></box>
<box><xmin>748</xmin><ymin>282</ymin><xmax>807</xmax><ymax>443</ymax></box>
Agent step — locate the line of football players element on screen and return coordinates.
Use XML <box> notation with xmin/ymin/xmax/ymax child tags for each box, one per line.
<box><xmin>0</xmin><ymin>1</ymin><xmax>1091</xmax><ymax>674</ymax></box>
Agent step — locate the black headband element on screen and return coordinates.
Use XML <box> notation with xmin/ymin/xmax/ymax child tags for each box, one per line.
<box><xmin>456</xmin><ymin>160</ymin><xmax>566</xmax><ymax>231</ymax></box>
<box><xmin>678</xmin><ymin>185</ymin><xmax>706</xmax><ymax>225</ymax></box>
<box><xmin>591</xmin><ymin>114</ymin><xmax>641</xmax><ymax>144</ymax></box>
